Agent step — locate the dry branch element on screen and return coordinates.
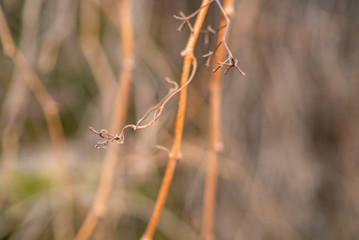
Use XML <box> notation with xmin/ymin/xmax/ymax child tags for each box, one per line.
<box><xmin>140</xmin><ymin>0</ymin><xmax>212</xmax><ymax>239</ymax></box>
<box><xmin>202</xmin><ymin>0</ymin><xmax>245</xmax><ymax>76</ymax></box>
<box><xmin>201</xmin><ymin>0</ymin><xmax>235</xmax><ymax>239</ymax></box>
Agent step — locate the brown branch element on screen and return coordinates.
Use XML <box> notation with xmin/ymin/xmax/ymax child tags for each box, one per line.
<box><xmin>201</xmin><ymin>0</ymin><xmax>235</xmax><ymax>239</ymax></box>
<box><xmin>173</xmin><ymin>0</ymin><xmax>213</xmax><ymax>32</ymax></box>
<box><xmin>74</xmin><ymin>0</ymin><xmax>134</xmax><ymax>239</ymax></box>
<box><xmin>140</xmin><ymin>1</ymin><xmax>212</xmax><ymax>239</ymax></box>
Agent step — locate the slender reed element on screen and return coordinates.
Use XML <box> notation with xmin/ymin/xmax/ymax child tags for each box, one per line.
<box><xmin>201</xmin><ymin>1</ymin><xmax>235</xmax><ymax>239</ymax></box>
<box><xmin>74</xmin><ymin>0</ymin><xmax>134</xmax><ymax>239</ymax></box>
<box><xmin>140</xmin><ymin>1</ymin><xmax>211</xmax><ymax>239</ymax></box>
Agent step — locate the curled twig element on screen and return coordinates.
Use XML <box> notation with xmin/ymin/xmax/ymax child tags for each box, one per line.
<box><xmin>90</xmin><ymin>56</ymin><xmax>198</xmax><ymax>149</ymax></box>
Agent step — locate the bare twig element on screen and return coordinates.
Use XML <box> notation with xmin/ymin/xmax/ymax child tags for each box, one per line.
<box><xmin>89</xmin><ymin>61</ymin><xmax>196</xmax><ymax>149</ymax></box>
<box><xmin>201</xmin><ymin>0</ymin><xmax>235</xmax><ymax>239</ymax></box>
<box><xmin>173</xmin><ymin>0</ymin><xmax>213</xmax><ymax>32</ymax></box>
<box><xmin>213</xmin><ymin>56</ymin><xmax>245</xmax><ymax>75</ymax></box>
<box><xmin>140</xmin><ymin>0</ymin><xmax>212</xmax><ymax>239</ymax></box>
<box><xmin>201</xmin><ymin>0</ymin><xmax>245</xmax><ymax>76</ymax></box>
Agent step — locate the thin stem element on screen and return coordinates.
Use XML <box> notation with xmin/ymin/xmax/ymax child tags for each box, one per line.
<box><xmin>201</xmin><ymin>0</ymin><xmax>245</xmax><ymax>75</ymax></box>
<box><xmin>89</xmin><ymin>60</ymin><xmax>197</xmax><ymax>149</ymax></box>
<box><xmin>74</xmin><ymin>0</ymin><xmax>134</xmax><ymax>239</ymax></box>
<box><xmin>140</xmin><ymin>1</ymin><xmax>212</xmax><ymax>239</ymax></box>
<box><xmin>201</xmin><ymin>0</ymin><xmax>235</xmax><ymax>239</ymax></box>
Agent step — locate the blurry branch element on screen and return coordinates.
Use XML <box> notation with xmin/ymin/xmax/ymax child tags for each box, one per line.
<box><xmin>0</xmin><ymin>0</ymin><xmax>43</xmax><ymax>209</ymax></box>
<box><xmin>140</xmin><ymin>0</ymin><xmax>212</xmax><ymax>238</ymax></box>
<box><xmin>0</xmin><ymin>5</ymin><xmax>74</xmax><ymax>240</ymax></box>
<box><xmin>80</xmin><ymin>0</ymin><xmax>117</xmax><ymax>123</ymax></box>
<box><xmin>37</xmin><ymin>0</ymin><xmax>76</xmax><ymax>74</ymax></box>
<box><xmin>75</xmin><ymin>0</ymin><xmax>134</xmax><ymax>239</ymax></box>
<box><xmin>201</xmin><ymin>0</ymin><xmax>235</xmax><ymax>239</ymax></box>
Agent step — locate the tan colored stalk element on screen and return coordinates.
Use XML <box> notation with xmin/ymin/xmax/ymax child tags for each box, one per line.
<box><xmin>74</xmin><ymin>0</ymin><xmax>134</xmax><ymax>239</ymax></box>
<box><xmin>201</xmin><ymin>0</ymin><xmax>234</xmax><ymax>239</ymax></box>
<box><xmin>140</xmin><ymin>1</ymin><xmax>211</xmax><ymax>239</ymax></box>
<box><xmin>0</xmin><ymin>5</ymin><xmax>74</xmax><ymax>239</ymax></box>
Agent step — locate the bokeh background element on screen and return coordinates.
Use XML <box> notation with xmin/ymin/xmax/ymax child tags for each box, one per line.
<box><xmin>0</xmin><ymin>0</ymin><xmax>359</xmax><ymax>239</ymax></box>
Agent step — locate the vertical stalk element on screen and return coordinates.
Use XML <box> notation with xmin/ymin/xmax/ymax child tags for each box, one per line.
<box><xmin>140</xmin><ymin>1</ymin><xmax>211</xmax><ymax>239</ymax></box>
<box><xmin>75</xmin><ymin>0</ymin><xmax>134</xmax><ymax>239</ymax></box>
<box><xmin>201</xmin><ymin>0</ymin><xmax>234</xmax><ymax>239</ymax></box>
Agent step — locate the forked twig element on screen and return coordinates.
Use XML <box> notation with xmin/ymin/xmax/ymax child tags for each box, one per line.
<box><xmin>200</xmin><ymin>24</ymin><xmax>216</xmax><ymax>45</ymax></box>
<box><xmin>202</xmin><ymin>0</ymin><xmax>241</xmax><ymax>239</ymax></box>
<box><xmin>173</xmin><ymin>0</ymin><xmax>213</xmax><ymax>32</ymax></box>
<box><xmin>89</xmin><ymin>57</ymin><xmax>197</xmax><ymax>149</ymax></box>
<box><xmin>213</xmin><ymin>55</ymin><xmax>246</xmax><ymax>75</ymax></box>
<box><xmin>200</xmin><ymin>0</ymin><xmax>246</xmax><ymax>75</ymax></box>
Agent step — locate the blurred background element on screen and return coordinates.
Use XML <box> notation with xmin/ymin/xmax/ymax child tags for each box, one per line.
<box><xmin>0</xmin><ymin>0</ymin><xmax>359</xmax><ymax>239</ymax></box>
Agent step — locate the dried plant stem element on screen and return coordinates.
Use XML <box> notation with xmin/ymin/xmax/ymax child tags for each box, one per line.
<box><xmin>74</xmin><ymin>0</ymin><xmax>134</xmax><ymax>239</ymax></box>
<box><xmin>202</xmin><ymin>0</ymin><xmax>234</xmax><ymax>239</ymax></box>
<box><xmin>140</xmin><ymin>1</ymin><xmax>211</xmax><ymax>239</ymax></box>
<box><xmin>0</xmin><ymin>4</ymin><xmax>74</xmax><ymax>239</ymax></box>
